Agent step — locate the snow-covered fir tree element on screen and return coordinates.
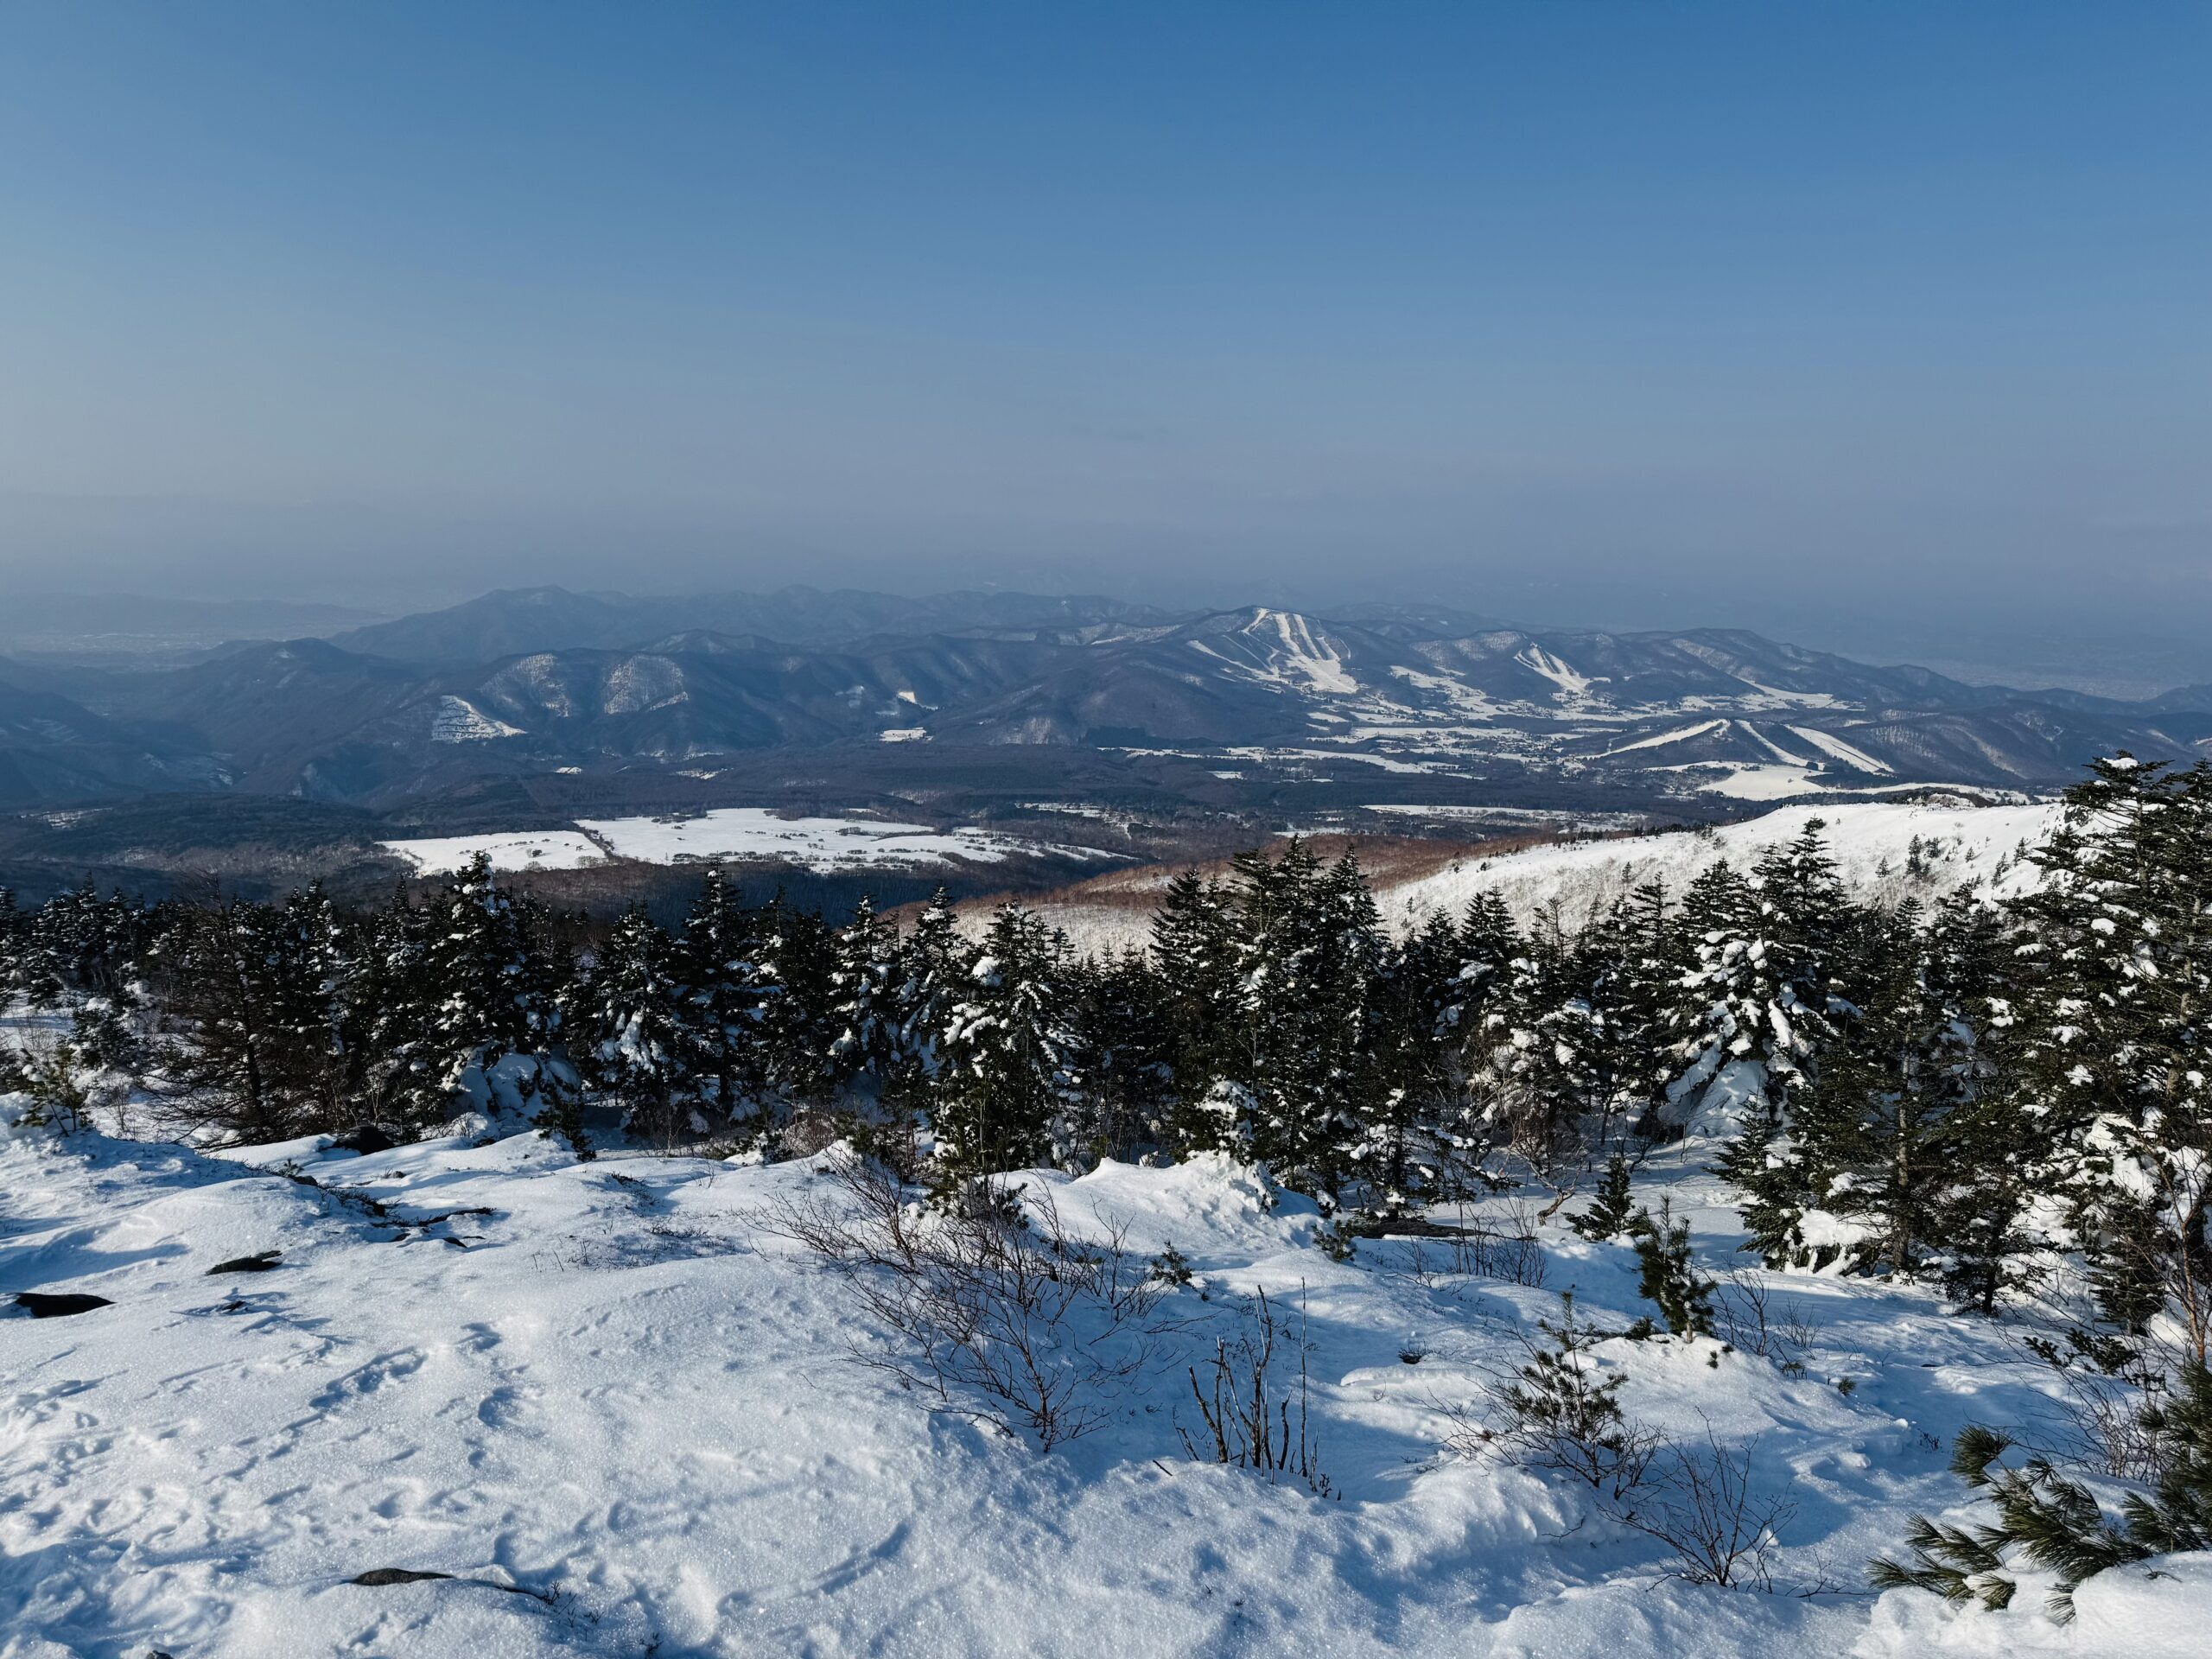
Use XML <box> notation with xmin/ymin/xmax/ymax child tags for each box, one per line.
<box><xmin>931</xmin><ymin>904</ymin><xmax>1083</xmax><ymax>1193</ymax></box>
<box><xmin>572</xmin><ymin>906</ymin><xmax>699</xmax><ymax>1142</ymax></box>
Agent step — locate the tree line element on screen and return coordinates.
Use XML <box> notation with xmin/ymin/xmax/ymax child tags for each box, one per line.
<box><xmin>5</xmin><ymin>758</ymin><xmax>2210</xmax><ymax>1388</ymax></box>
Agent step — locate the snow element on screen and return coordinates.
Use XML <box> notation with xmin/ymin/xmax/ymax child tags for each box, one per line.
<box><xmin>1191</xmin><ymin>610</ymin><xmax>1361</xmax><ymax>697</ymax></box>
<box><xmin>877</xmin><ymin>727</ymin><xmax>929</xmax><ymax>742</ymax></box>
<box><xmin>380</xmin><ymin>831</ymin><xmax>610</xmax><ymax>875</ymax></box>
<box><xmin>7</xmin><ymin>1113</ymin><xmax>2168</xmax><ymax>1658</ymax></box>
<box><xmin>1788</xmin><ymin>726</ymin><xmax>1894</xmax><ymax>775</ymax></box>
<box><xmin>1015</xmin><ymin>801</ymin><xmax>2060</xmax><ymax>952</ymax></box>
<box><xmin>1382</xmin><ymin>800</ymin><xmax>2059</xmax><ymax>932</ymax></box>
<box><xmin>1255</xmin><ymin>608</ymin><xmax>1359</xmax><ymax>696</ymax></box>
<box><xmin>577</xmin><ymin>808</ymin><xmax>1114</xmax><ymax>873</ymax></box>
<box><xmin>429</xmin><ymin>696</ymin><xmax>525</xmax><ymax>743</ymax></box>
<box><xmin>1605</xmin><ymin>721</ymin><xmax>1727</xmax><ymax>756</ymax></box>
<box><xmin>1701</xmin><ymin>761</ymin><xmax>1827</xmax><ymax>800</ymax></box>
<box><xmin>1514</xmin><ymin>645</ymin><xmax>1596</xmax><ymax>700</ymax></box>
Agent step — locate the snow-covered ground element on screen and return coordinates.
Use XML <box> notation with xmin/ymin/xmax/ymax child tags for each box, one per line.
<box><xmin>577</xmin><ymin>808</ymin><xmax>1119</xmax><ymax>873</ymax></box>
<box><xmin>382</xmin><ymin>810</ymin><xmax>1123</xmax><ymax>878</ymax></box>
<box><xmin>1377</xmin><ymin>800</ymin><xmax>2060</xmax><ymax>933</ymax></box>
<box><xmin>1009</xmin><ymin>801</ymin><xmax>2063</xmax><ymax>953</ymax></box>
<box><xmin>380</xmin><ymin>830</ymin><xmax>611</xmax><ymax>877</ymax></box>
<box><xmin>6</xmin><ymin>1110</ymin><xmax>2200</xmax><ymax>1658</ymax></box>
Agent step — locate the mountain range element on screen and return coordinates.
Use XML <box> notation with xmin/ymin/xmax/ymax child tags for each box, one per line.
<box><xmin>0</xmin><ymin>584</ymin><xmax>2204</xmax><ymax>816</ymax></box>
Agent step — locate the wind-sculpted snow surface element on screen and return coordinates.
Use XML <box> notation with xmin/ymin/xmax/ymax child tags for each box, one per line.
<box><xmin>4</xmin><ymin>1116</ymin><xmax>2207</xmax><ymax>1656</ymax></box>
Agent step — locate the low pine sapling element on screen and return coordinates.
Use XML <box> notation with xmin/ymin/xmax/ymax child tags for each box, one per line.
<box><xmin>1478</xmin><ymin>1290</ymin><xmax>1660</xmax><ymax>1498</ymax></box>
<box><xmin>1569</xmin><ymin>1153</ymin><xmax>1637</xmax><ymax>1242</ymax></box>
<box><xmin>1630</xmin><ymin>1199</ymin><xmax>1714</xmax><ymax>1338</ymax></box>
<box><xmin>1872</xmin><ymin>1366</ymin><xmax>2212</xmax><ymax>1620</ymax></box>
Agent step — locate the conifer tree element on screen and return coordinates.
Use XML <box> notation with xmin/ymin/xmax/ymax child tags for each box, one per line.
<box><xmin>829</xmin><ymin>895</ymin><xmax>903</xmax><ymax>1096</ymax></box>
<box><xmin>377</xmin><ymin>855</ymin><xmax>570</xmax><ymax>1133</ymax></box>
<box><xmin>680</xmin><ymin>866</ymin><xmax>765</xmax><ymax>1124</ymax></box>
<box><xmin>1357</xmin><ymin>909</ymin><xmax>1480</xmax><ymax>1212</ymax></box>
<box><xmin>2011</xmin><ymin>757</ymin><xmax>2212</xmax><ymax>1371</ymax></box>
<box><xmin>574</xmin><ymin>906</ymin><xmax>698</xmax><ymax>1141</ymax></box>
<box><xmin>885</xmin><ymin>887</ymin><xmax>970</xmax><ymax>1128</ymax></box>
<box><xmin>931</xmin><ymin>904</ymin><xmax>1082</xmax><ymax>1191</ymax></box>
<box><xmin>1150</xmin><ymin>869</ymin><xmax>1243</xmax><ymax>1154</ymax></box>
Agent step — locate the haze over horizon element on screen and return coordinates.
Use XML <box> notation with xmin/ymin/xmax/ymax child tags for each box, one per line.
<box><xmin>3</xmin><ymin>3</ymin><xmax>2206</xmax><ymax>682</ymax></box>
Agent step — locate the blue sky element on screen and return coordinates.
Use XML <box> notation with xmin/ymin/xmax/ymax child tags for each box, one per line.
<box><xmin>0</xmin><ymin>3</ymin><xmax>2204</xmax><ymax>671</ymax></box>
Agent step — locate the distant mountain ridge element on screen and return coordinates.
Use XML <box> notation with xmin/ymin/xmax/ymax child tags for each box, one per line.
<box><xmin>0</xmin><ymin>586</ymin><xmax>2203</xmax><ymax>812</ymax></box>
<box><xmin>327</xmin><ymin>584</ymin><xmax>1182</xmax><ymax>662</ymax></box>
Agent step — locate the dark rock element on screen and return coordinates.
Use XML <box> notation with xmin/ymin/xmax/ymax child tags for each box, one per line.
<box><xmin>16</xmin><ymin>1292</ymin><xmax>112</xmax><ymax>1318</ymax></box>
<box><xmin>351</xmin><ymin>1567</ymin><xmax>453</xmax><ymax>1586</ymax></box>
<box><xmin>330</xmin><ymin>1124</ymin><xmax>396</xmax><ymax>1155</ymax></box>
<box><xmin>207</xmin><ymin>1249</ymin><xmax>283</xmax><ymax>1274</ymax></box>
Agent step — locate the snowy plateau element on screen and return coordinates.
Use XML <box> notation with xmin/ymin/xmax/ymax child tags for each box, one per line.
<box><xmin>381</xmin><ymin>810</ymin><xmax>1122</xmax><ymax>878</ymax></box>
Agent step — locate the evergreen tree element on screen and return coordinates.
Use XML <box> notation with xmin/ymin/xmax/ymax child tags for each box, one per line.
<box><xmin>1873</xmin><ymin>1363</ymin><xmax>2212</xmax><ymax>1620</ymax></box>
<box><xmin>886</xmin><ymin>887</ymin><xmax>970</xmax><ymax>1128</ymax></box>
<box><xmin>1150</xmin><ymin>870</ymin><xmax>1243</xmax><ymax>1154</ymax></box>
<box><xmin>751</xmin><ymin>892</ymin><xmax>842</xmax><ymax>1109</ymax></box>
<box><xmin>573</xmin><ymin>906</ymin><xmax>698</xmax><ymax>1141</ymax></box>
<box><xmin>679</xmin><ymin>866</ymin><xmax>766</xmax><ymax>1125</ymax></box>
<box><xmin>1066</xmin><ymin>948</ymin><xmax>1173</xmax><ymax>1163</ymax></box>
<box><xmin>931</xmin><ymin>904</ymin><xmax>1083</xmax><ymax>1191</ymax></box>
<box><xmin>1219</xmin><ymin>842</ymin><xmax>1385</xmax><ymax>1204</ymax></box>
<box><xmin>1664</xmin><ymin>829</ymin><xmax>1857</xmax><ymax>1136</ymax></box>
<box><xmin>829</xmin><ymin>895</ymin><xmax>903</xmax><ymax>1096</ymax></box>
<box><xmin>376</xmin><ymin>855</ymin><xmax>571</xmax><ymax>1134</ymax></box>
<box><xmin>1569</xmin><ymin>1151</ymin><xmax>1637</xmax><ymax>1242</ymax></box>
<box><xmin>2011</xmin><ymin>758</ymin><xmax>2212</xmax><ymax>1371</ymax></box>
<box><xmin>1357</xmin><ymin>909</ymin><xmax>1482</xmax><ymax>1212</ymax></box>
<box><xmin>1628</xmin><ymin>1199</ymin><xmax>1715</xmax><ymax>1338</ymax></box>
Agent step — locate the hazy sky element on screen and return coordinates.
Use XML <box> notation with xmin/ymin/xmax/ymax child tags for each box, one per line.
<box><xmin>0</xmin><ymin>3</ymin><xmax>2205</xmax><ymax>671</ymax></box>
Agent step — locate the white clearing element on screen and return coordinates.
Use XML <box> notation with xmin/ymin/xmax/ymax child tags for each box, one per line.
<box><xmin>7</xmin><ymin>1116</ymin><xmax>2199</xmax><ymax>1658</ymax></box>
<box><xmin>1011</xmin><ymin>800</ymin><xmax>2062</xmax><ymax>953</ymax></box>
<box><xmin>1605</xmin><ymin>720</ymin><xmax>1727</xmax><ymax>756</ymax></box>
<box><xmin>577</xmin><ymin>808</ymin><xmax>1109</xmax><ymax>872</ymax></box>
<box><xmin>380</xmin><ymin>831</ymin><xmax>609</xmax><ymax>875</ymax></box>
<box><xmin>1788</xmin><ymin>726</ymin><xmax>1896</xmax><ymax>775</ymax></box>
<box><xmin>429</xmin><ymin>697</ymin><xmax>526</xmax><ymax>743</ymax></box>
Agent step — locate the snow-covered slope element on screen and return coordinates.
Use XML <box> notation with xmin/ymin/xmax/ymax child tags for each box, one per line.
<box><xmin>1377</xmin><ymin>800</ymin><xmax>2060</xmax><ymax>934</ymax></box>
<box><xmin>12</xmin><ymin>1114</ymin><xmax>2198</xmax><ymax>1658</ymax></box>
<box><xmin>988</xmin><ymin>801</ymin><xmax>2063</xmax><ymax>954</ymax></box>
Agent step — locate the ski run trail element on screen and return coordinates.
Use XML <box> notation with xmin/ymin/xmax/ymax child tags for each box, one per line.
<box><xmin>5</xmin><ymin>1116</ymin><xmax>2208</xmax><ymax>1658</ymax></box>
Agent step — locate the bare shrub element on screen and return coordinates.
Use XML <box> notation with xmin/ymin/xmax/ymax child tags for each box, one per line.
<box><xmin>1179</xmin><ymin>1285</ymin><xmax>1336</xmax><ymax>1497</ymax></box>
<box><xmin>758</xmin><ymin>1153</ymin><xmax>1169</xmax><ymax>1449</ymax></box>
<box><xmin>1604</xmin><ymin>1426</ymin><xmax>1796</xmax><ymax>1588</ymax></box>
<box><xmin>1715</xmin><ymin>1268</ymin><xmax>1811</xmax><ymax>1365</ymax></box>
<box><xmin>1453</xmin><ymin>1227</ymin><xmax>1547</xmax><ymax>1287</ymax></box>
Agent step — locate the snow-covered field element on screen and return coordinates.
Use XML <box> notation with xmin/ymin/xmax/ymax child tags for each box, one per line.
<box><xmin>6</xmin><ymin>1111</ymin><xmax>2201</xmax><ymax>1658</ymax></box>
<box><xmin>383</xmin><ymin>810</ymin><xmax>1122</xmax><ymax>878</ymax></box>
<box><xmin>576</xmin><ymin>808</ymin><xmax>1118</xmax><ymax>873</ymax></box>
<box><xmin>380</xmin><ymin>831</ymin><xmax>610</xmax><ymax>877</ymax></box>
